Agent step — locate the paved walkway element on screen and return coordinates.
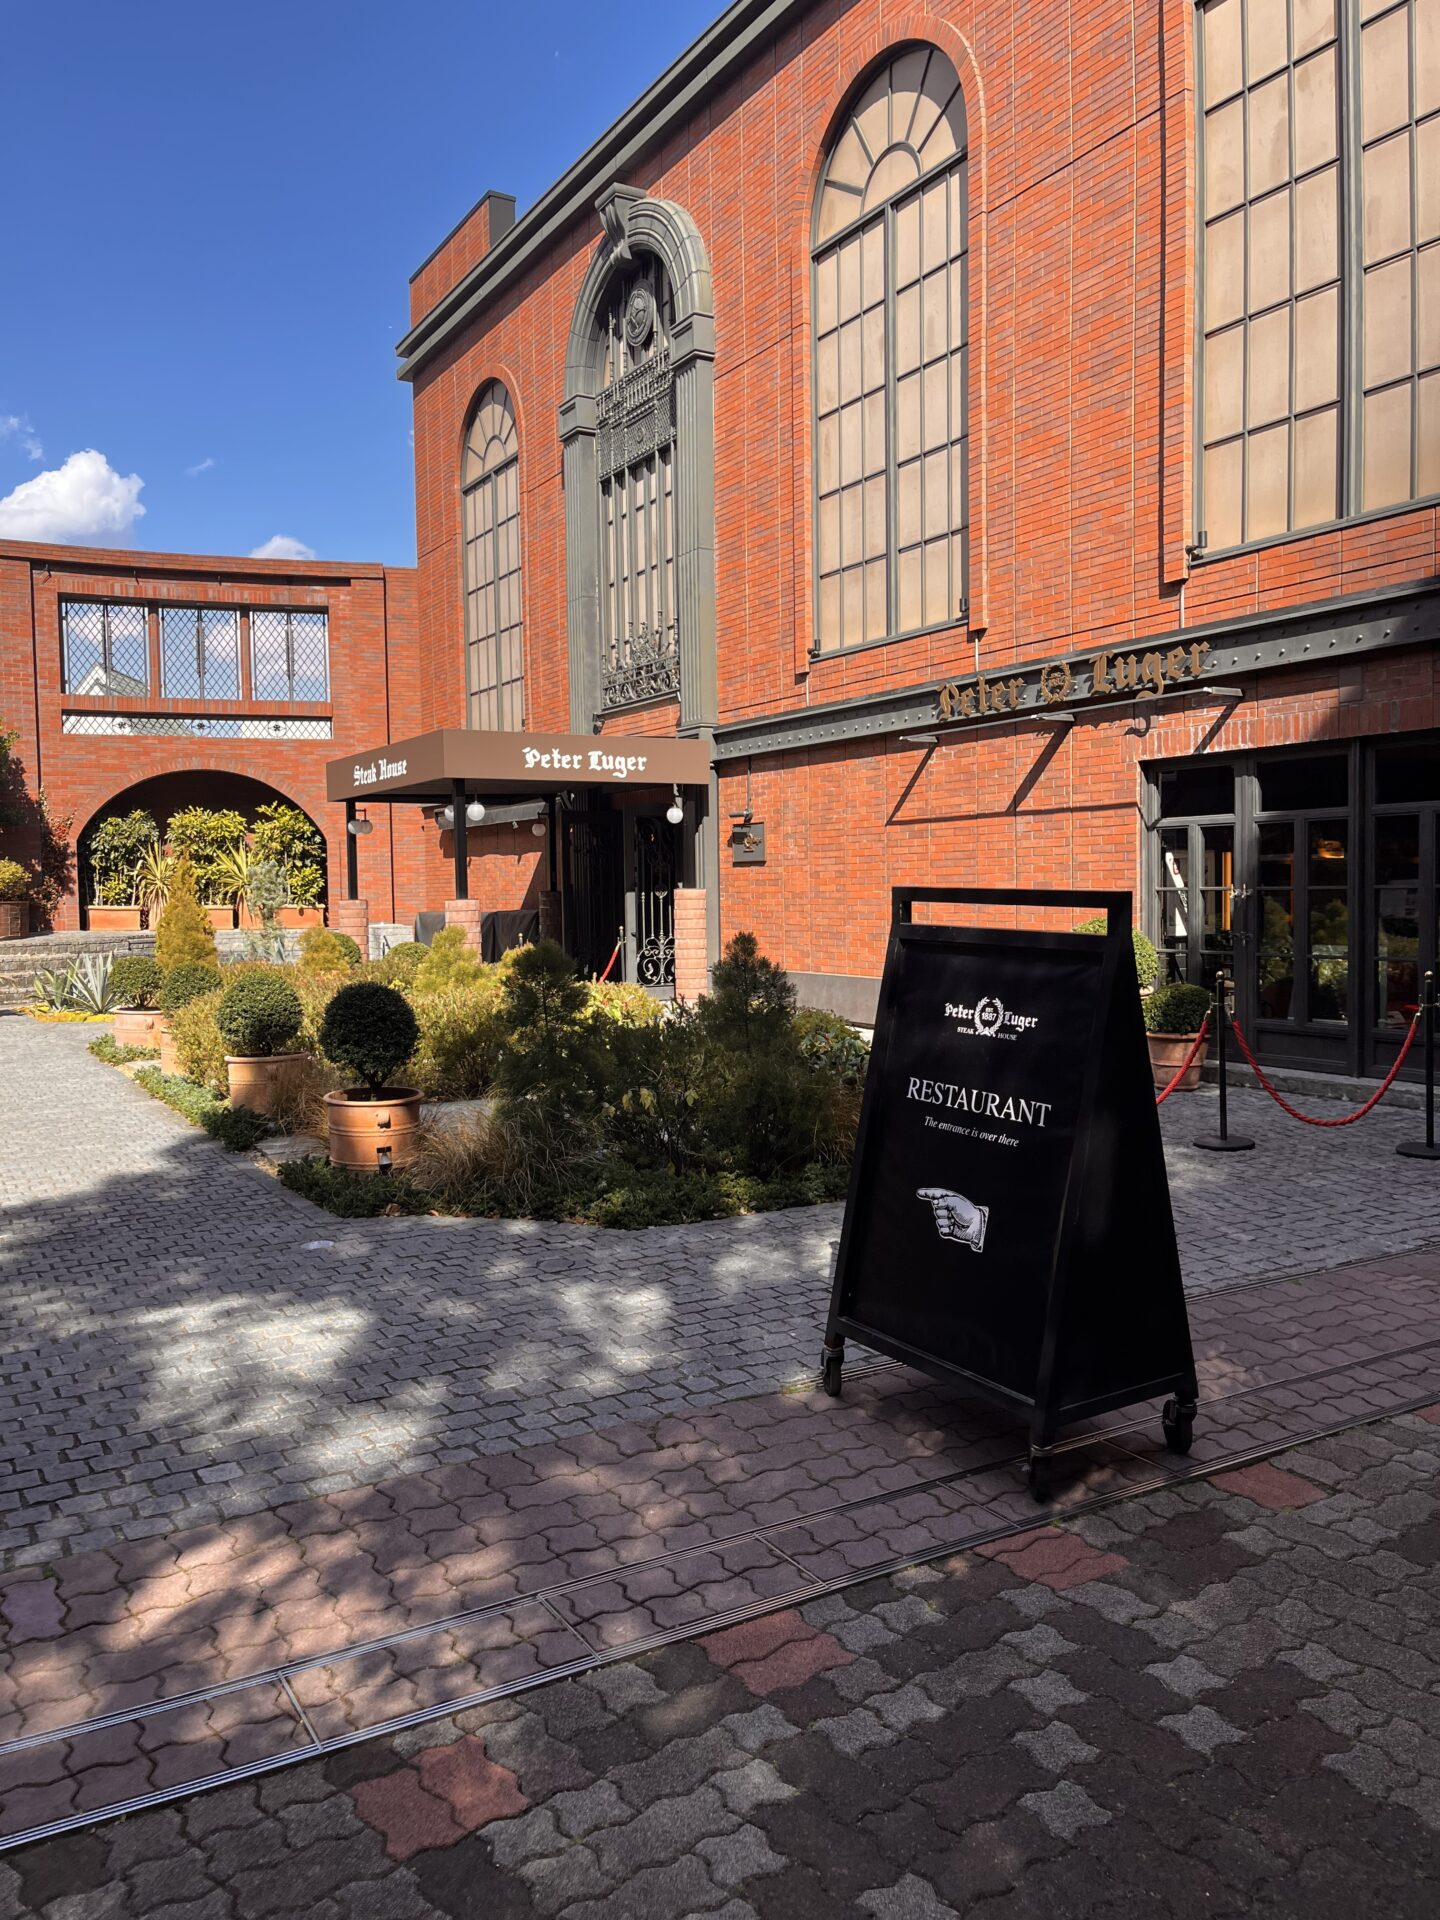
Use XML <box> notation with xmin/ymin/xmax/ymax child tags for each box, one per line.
<box><xmin>4</xmin><ymin>1015</ymin><xmax>1440</xmax><ymax>1570</ymax></box>
<box><xmin>3</xmin><ymin>1409</ymin><xmax>1436</xmax><ymax>1917</ymax></box>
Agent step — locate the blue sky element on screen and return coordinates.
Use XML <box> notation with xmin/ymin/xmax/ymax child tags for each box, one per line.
<box><xmin>0</xmin><ymin>0</ymin><xmax>718</xmax><ymax>565</ymax></box>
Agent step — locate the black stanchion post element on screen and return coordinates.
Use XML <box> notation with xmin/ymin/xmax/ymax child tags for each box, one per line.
<box><xmin>1194</xmin><ymin>969</ymin><xmax>1255</xmax><ymax>1152</ymax></box>
<box><xmin>1397</xmin><ymin>970</ymin><xmax>1439</xmax><ymax>1161</ymax></box>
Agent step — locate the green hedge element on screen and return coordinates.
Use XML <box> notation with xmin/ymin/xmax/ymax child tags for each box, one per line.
<box><xmin>131</xmin><ymin>1067</ymin><xmax>270</xmax><ymax>1150</ymax></box>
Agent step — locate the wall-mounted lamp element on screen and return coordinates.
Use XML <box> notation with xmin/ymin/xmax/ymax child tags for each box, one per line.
<box><xmin>466</xmin><ymin>799</ymin><xmax>487</xmax><ymax>826</ymax></box>
<box><xmin>531</xmin><ymin>820</ymin><xmax>547</xmax><ymax>838</ymax></box>
<box><xmin>346</xmin><ymin>811</ymin><xmax>374</xmax><ymax>837</ymax></box>
<box><xmin>436</xmin><ymin>804</ymin><xmax>455</xmax><ymax>831</ymax></box>
<box><xmin>665</xmin><ymin>786</ymin><xmax>685</xmax><ymax>826</ymax></box>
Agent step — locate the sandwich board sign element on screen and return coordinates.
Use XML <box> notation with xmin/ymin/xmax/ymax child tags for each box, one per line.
<box><xmin>821</xmin><ymin>887</ymin><xmax>1198</xmax><ymax>1497</ymax></box>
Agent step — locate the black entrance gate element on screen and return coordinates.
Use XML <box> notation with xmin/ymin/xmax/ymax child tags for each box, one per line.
<box><xmin>629</xmin><ymin>813</ymin><xmax>679</xmax><ymax>990</ymax></box>
<box><xmin>561</xmin><ymin>809</ymin><xmax>623</xmax><ymax>978</ymax></box>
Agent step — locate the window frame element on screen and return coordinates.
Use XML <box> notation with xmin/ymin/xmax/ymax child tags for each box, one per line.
<box><xmin>248</xmin><ymin>608</ymin><xmax>330</xmax><ymax>704</ymax></box>
<box><xmin>460</xmin><ymin>380</ymin><xmax>525</xmax><ymax>732</ymax></box>
<box><xmin>1193</xmin><ymin>0</ymin><xmax>1440</xmax><ymax>559</ymax></box>
<box><xmin>809</xmin><ymin>49</ymin><xmax>970</xmax><ymax>660</ymax></box>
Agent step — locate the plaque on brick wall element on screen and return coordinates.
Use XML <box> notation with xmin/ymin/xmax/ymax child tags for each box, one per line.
<box><xmin>820</xmin><ymin>888</ymin><xmax>1197</xmax><ymax>1498</ymax></box>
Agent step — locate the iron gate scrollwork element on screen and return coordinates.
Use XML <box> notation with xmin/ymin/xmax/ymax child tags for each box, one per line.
<box><xmin>632</xmin><ymin>814</ymin><xmax>679</xmax><ymax>988</ymax></box>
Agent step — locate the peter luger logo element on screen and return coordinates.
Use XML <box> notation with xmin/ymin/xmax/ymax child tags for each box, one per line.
<box><xmin>918</xmin><ymin>1188</ymin><xmax>989</xmax><ymax>1253</ymax></box>
<box><xmin>946</xmin><ymin>995</ymin><xmax>1039</xmax><ymax>1042</ymax></box>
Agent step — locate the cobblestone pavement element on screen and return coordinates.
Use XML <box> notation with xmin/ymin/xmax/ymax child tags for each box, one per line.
<box><xmin>5</xmin><ymin>1017</ymin><xmax>1440</xmax><ymax>1570</ymax></box>
<box><xmin>3</xmin><ymin>1408</ymin><xmax>1436</xmax><ymax>1917</ymax></box>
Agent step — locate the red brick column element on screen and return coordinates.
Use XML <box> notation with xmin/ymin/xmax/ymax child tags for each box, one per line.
<box><xmin>673</xmin><ymin>888</ymin><xmax>708</xmax><ymax>1003</ymax></box>
<box><xmin>445</xmin><ymin>898</ymin><xmax>483</xmax><ymax>952</ymax></box>
<box><xmin>538</xmin><ymin>890</ymin><xmax>561</xmax><ymax>943</ymax></box>
<box><xmin>330</xmin><ymin>898</ymin><xmax>369</xmax><ymax>956</ymax></box>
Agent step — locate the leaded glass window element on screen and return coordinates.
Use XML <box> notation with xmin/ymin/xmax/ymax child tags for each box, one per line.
<box><xmin>812</xmin><ymin>46</ymin><xmax>969</xmax><ymax>653</ymax></box>
<box><xmin>159</xmin><ymin>607</ymin><xmax>241</xmax><ymax>701</ymax></box>
<box><xmin>462</xmin><ymin>382</ymin><xmax>524</xmax><ymax>730</ymax></box>
<box><xmin>1198</xmin><ymin>0</ymin><xmax>1439</xmax><ymax>548</ymax></box>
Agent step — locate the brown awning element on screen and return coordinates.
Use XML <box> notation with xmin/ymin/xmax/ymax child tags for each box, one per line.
<box><xmin>326</xmin><ymin>727</ymin><xmax>712</xmax><ymax>805</ymax></box>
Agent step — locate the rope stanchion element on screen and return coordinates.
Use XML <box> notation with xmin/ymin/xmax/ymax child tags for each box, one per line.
<box><xmin>597</xmin><ymin>928</ymin><xmax>624</xmax><ymax>984</ymax></box>
<box><xmin>1230</xmin><ymin>1005</ymin><xmax>1422</xmax><ymax>1127</ymax></box>
<box><xmin>1396</xmin><ymin>970</ymin><xmax>1439</xmax><ymax>1161</ymax></box>
<box><xmin>1194</xmin><ymin>971</ymin><xmax>1255</xmax><ymax>1151</ymax></box>
<box><xmin>1154</xmin><ymin>1012</ymin><xmax>1211</xmax><ymax>1106</ymax></box>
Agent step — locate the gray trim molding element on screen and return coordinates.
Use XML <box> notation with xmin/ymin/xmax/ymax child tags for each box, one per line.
<box><xmin>396</xmin><ymin>0</ymin><xmax>803</xmax><ymax>381</ymax></box>
<box><xmin>790</xmin><ymin>971</ymin><xmax>881</xmax><ymax>1025</ymax></box>
<box><xmin>560</xmin><ymin>189</ymin><xmax>717</xmax><ymax>736</ymax></box>
<box><xmin>711</xmin><ymin>579</ymin><xmax>1440</xmax><ymax>763</ymax></box>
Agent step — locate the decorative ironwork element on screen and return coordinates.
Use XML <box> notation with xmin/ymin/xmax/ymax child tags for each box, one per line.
<box><xmin>596</xmin><ymin>349</ymin><xmax>675</xmax><ymax>480</ymax></box>
<box><xmin>623</xmin><ymin>283</ymin><xmax>655</xmax><ymax>349</ymax></box>
<box><xmin>251</xmin><ymin>609</ymin><xmax>330</xmax><ymax>702</ymax></box>
<box><xmin>602</xmin><ymin>621</ymin><xmax>680</xmax><ymax>710</ymax></box>
<box><xmin>633</xmin><ymin>813</ymin><xmax>678</xmax><ymax>988</ymax></box>
<box><xmin>61</xmin><ymin>712</ymin><xmax>332</xmax><ymax>740</ymax></box>
<box><xmin>61</xmin><ymin>601</ymin><xmax>149</xmax><ymax>696</ymax></box>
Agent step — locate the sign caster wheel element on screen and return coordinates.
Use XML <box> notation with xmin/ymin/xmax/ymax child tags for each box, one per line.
<box><xmin>1025</xmin><ymin>1454</ymin><xmax>1051</xmax><ymax>1502</ymax></box>
<box><xmin>1162</xmin><ymin>1397</ymin><xmax>1196</xmax><ymax>1456</ymax></box>
<box><xmin>821</xmin><ymin>1351</ymin><xmax>844</xmax><ymax>1398</ymax></box>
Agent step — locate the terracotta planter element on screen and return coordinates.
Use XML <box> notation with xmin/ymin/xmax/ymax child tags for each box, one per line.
<box><xmin>0</xmin><ymin>900</ymin><xmax>28</xmax><ymax>940</ymax></box>
<box><xmin>88</xmin><ymin>905</ymin><xmax>143</xmax><ymax>931</ymax></box>
<box><xmin>225</xmin><ymin>1052</ymin><xmax>308</xmax><ymax>1118</ymax></box>
<box><xmin>1147</xmin><ymin>1031</ymin><xmax>1209</xmax><ymax>1093</ymax></box>
<box><xmin>277</xmin><ymin>906</ymin><xmax>324</xmax><ymax>929</ymax></box>
<box><xmin>114</xmin><ymin>1009</ymin><xmax>162</xmax><ymax>1049</ymax></box>
<box><xmin>157</xmin><ymin>1019</ymin><xmax>179</xmax><ymax>1075</ymax></box>
<box><xmin>205</xmin><ymin>905</ymin><xmax>236</xmax><ymax>930</ymax></box>
<box><xmin>324</xmin><ymin>1087</ymin><xmax>422</xmax><ymax>1172</ymax></box>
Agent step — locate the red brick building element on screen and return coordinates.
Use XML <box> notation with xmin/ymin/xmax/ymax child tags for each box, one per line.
<box><xmin>377</xmin><ymin>0</ymin><xmax>1438</xmax><ymax>1078</ymax></box>
<box><xmin>0</xmin><ymin>541</ymin><xmax>431</xmax><ymax>931</ymax></box>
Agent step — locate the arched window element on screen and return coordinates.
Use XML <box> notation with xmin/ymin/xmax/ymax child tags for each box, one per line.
<box><xmin>813</xmin><ymin>47</ymin><xmax>969</xmax><ymax>652</ymax></box>
<box><xmin>461</xmin><ymin>381</ymin><xmax>524</xmax><ymax>729</ymax></box>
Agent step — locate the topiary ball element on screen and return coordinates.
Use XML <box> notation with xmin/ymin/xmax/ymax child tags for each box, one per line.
<box><xmin>332</xmin><ymin>931</ymin><xmax>362</xmax><ymax>967</ymax></box>
<box><xmin>217</xmin><ymin>972</ymin><xmax>304</xmax><ymax>1058</ymax></box>
<box><xmin>160</xmin><ymin>962</ymin><xmax>223</xmax><ymax>1015</ymax></box>
<box><xmin>319</xmin><ymin>980</ymin><xmax>419</xmax><ymax>1098</ymax></box>
<box><xmin>109</xmin><ymin>955</ymin><xmax>164</xmax><ymax>1009</ymax></box>
<box><xmin>376</xmin><ymin>940</ymin><xmax>427</xmax><ymax>986</ymax></box>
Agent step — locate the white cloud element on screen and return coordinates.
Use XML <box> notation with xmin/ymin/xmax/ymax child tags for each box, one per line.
<box><xmin>185</xmin><ymin>456</ymin><xmax>216</xmax><ymax>477</ymax></box>
<box><xmin>0</xmin><ymin>448</ymin><xmax>145</xmax><ymax>544</ymax></box>
<box><xmin>0</xmin><ymin>414</ymin><xmax>43</xmax><ymax>462</ymax></box>
<box><xmin>250</xmin><ymin>534</ymin><xmax>316</xmax><ymax>561</ymax></box>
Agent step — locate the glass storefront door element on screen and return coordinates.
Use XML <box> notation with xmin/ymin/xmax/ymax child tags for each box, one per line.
<box><xmin>1371</xmin><ymin>744</ymin><xmax>1440</xmax><ymax>1074</ymax></box>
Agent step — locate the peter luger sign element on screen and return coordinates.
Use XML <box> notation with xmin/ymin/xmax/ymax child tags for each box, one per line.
<box><xmin>935</xmin><ymin>639</ymin><xmax>1215</xmax><ymax>724</ymax></box>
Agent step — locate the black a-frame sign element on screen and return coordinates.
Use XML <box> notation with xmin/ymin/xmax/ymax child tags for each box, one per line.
<box><xmin>821</xmin><ymin>888</ymin><xmax>1198</xmax><ymax>1497</ymax></box>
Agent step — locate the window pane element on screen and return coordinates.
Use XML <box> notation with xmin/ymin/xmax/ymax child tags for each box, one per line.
<box><xmin>1374</xmin><ymin>814</ymin><xmax>1420</xmax><ymax>1026</ymax></box>
<box><xmin>1159</xmin><ymin>763</ymin><xmax>1236</xmax><ymax>816</ymax></box>
<box><xmin>1258</xmin><ymin>752</ymin><xmax>1348</xmax><ymax>810</ymax></box>
<box><xmin>1375</xmin><ymin>743</ymin><xmax>1440</xmax><ymax>803</ymax></box>
<box><xmin>1258</xmin><ymin>821</ymin><xmax>1296</xmax><ymax>1018</ymax></box>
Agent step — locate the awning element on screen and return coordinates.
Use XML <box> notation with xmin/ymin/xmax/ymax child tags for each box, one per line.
<box><xmin>326</xmin><ymin>727</ymin><xmax>712</xmax><ymax>806</ymax></box>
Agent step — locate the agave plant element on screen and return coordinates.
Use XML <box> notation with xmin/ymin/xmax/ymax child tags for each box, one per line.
<box><xmin>67</xmin><ymin>953</ymin><xmax>118</xmax><ymax>1014</ymax></box>
<box><xmin>135</xmin><ymin>843</ymin><xmax>174</xmax><ymax>920</ymax></box>
<box><xmin>32</xmin><ymin>966</ymin><xmax>76</xmax><ymax>1010</ymax></box>
<box><xmin>212</xmin><ymin>842</ymin><xmax>253</xmax><ymax>905</ymax></box>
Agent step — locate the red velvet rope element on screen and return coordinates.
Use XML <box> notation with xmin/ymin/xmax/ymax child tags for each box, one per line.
<box><xmin>1229</xmin><ymin>1008</ymin><xmax>1422</xmax><ymax>1126</ymax></box>
<box><xmin>598</xmin><ymin>941</ymin><xmax>622</xmax><ymax>983</ymax></box>
<box><xmin>1154</xmin><ymin>1011</ymin><xmax>1213</xmax><ymax>1105</ymax></box>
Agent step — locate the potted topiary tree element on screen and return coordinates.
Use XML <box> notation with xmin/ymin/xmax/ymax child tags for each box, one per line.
<box><xmin>319</xmin><ymin>981</ymin><xmax>421</xmax><ymax>1171</ymax></box>
<box><xmin>157</xmin><ymin>961</ymin><xmax>222</xmax><ymax>1074</ymax></box>
<box><xmin>109</xmin><ymin>955</ymin><xmax>165</xmax><ymax>1049</ymax></box>
<box><xmin>86</xmin><ymin>810</ymin><xmax>157</xmax><ymax>931</ymax></box>
<box><xmin>1143</xmin><ymin>981</ymin><xmax>1215</xmax><ymax>1092</ymax></box>
<box><xmin>0</xmin><ymin>859</ymin><xmax>30</xmax><ymax>940</ymax></box>
<box><xmin>217</xmin><ymin>973</ymin><xmax>307</xmax><ymax>1116</ymax></box>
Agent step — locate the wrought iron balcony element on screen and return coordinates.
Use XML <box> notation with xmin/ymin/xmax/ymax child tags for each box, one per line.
<box><xmin>601</xmin><ymin>621</ymin><xmax>680</xmax><ymax>711</ymax></box>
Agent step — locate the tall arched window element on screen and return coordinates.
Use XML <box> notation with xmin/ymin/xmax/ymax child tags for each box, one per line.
<box><xmin>462</xmin><ymin>381</ymin><xmax>524</xmax><ymax>729</ymax></box>
<box><xmin>813</xmin><ymin>47</ymin><xmax>969</xmax><ymax>652</ymax></box>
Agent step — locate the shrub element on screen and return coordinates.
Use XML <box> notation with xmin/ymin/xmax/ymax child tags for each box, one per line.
<box><xmin>154</xmin><ymin>856</ymin><xmax>218</xmax><ymax>971</ymax></box>
<box><xmin>494</xmin><ymin>940</ymin><xmax>610</xmax><ymax>1131</ymax></box>
<box><xmin>297</xmin><ymin>927</ymin><xmax>360</xmax><ymax>974</ymax></box>
<box><xmin>410</xmin><ymin>982</ymin><xmax>507</xmax><ymax>1098</ymax></box>
<box><xmin>131</xmin><ymin>1066</ymin><xmax>270</xmax><ymax>1149</ymax></box>
<box><xmin>87</xmin><ymin>810</ymin><xmax>158</xmax><ymax>904</ymax></box>
<box><xmin>374</xmin><ymin>940</ymin><xmax>427</xmax><ymax>986</ymax></box>
<box><xmin>1073</xmin><ymin>916</ymin><xmax>1161</xmax><ymax>992</ymax></box>
<box><xmin>159</xmin><ymin>962</ymin><xmax>221</xmax><ymax>1015</ymax></box>
<box><xmin>699</xmin><ymin>931</ymin><xmax>797</xmax><ymax>1054</ymax></box>
<box><xmin>413</xmin><ymin>925</ymin><xmax>483</xmax><ymax>993</ymax></box>
<box><xmin>319</xmin><ymin>981</ymin><xmax>419</xmax><ymax>1097</ymax></box>
<box><xmin>794</xmin><ymin>1008</ymin><xmax>870</xmax><ymax>1088</ymax></box>
<box><xmin>89</xmin><ymin>1033</ymin><xmax>158</xmax><ymax>1065</ymax></box>
<box><xmin>1143</xmin><ymin>980</ymin><xmax>1214</xmax><ymax>1035</ymax></box>
<box><xmin>0</xmin><ymin>858</ymin><xmax>28</xmax><ymax>901</ymax></box>
<box><xmin>250</xmin><ymin>801</ymin><xmax>326</xmax><ymax>907</ymax></box>
<box><xmin>583</xmin><ymin>980</ymin><xmax>666</xmax><ymax>1028</ymax></box>
<box><xmin>170</xmin><ymin>986</ymin><xmax>228</xmax><ymax>1093</ymax></box>
<box><xmin>277</xmin><ymin>1156</ymin><xmax>429</xmax><ymax>1218</ymax></box>
<box><xmin>109</xmin><ymin>955</ymin><xmax>164</xmax><ymax>1009</ymax></box>
<box><xmin>217</xmin><ymin>973</ymin><xmax>304</xmax><ymax>1058</ymax></box>
<box><xmin>166</xmin><ymin>806</ymin><xmax>247</xmax><ymax>904</ymax></box>
<box><xmin>602</xmin><ymin>1010</ymin><xmax>711</xmax><ymax>1174</ymax></box>
<box><xmin>706</xmin><ymin>1051</ymin><xmax>835</xmax><ymax>1180</ymax></box>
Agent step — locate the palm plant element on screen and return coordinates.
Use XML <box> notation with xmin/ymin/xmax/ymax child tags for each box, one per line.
<box><xmin>212</xmin><ymin>842</ymin><xmax>253</xmax><ymax>905</ymax></box>
<box><xmin>135</xmin><ymin>843</ymin><xmax>174</xmax><ymax>921</ymax></box>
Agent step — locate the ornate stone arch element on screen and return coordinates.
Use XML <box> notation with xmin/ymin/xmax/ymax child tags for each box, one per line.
<box><xmin>558</xmin><ymin>185</ymin><xmax>716</xmax><ymax>734</ymax></box>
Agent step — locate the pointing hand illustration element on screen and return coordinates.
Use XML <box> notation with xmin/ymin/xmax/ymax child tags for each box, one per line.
<box><xmin>917</xmin><ymin>1187</ymin><xmax>989</xmax><ymax>1253</ymax></box>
